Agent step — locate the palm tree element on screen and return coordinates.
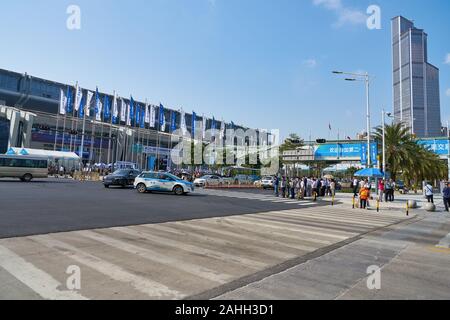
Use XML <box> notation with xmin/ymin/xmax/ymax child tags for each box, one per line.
<box><xmin>373</xmin><ymin>123</ymin><xmax>446</xmax><ymax>185</ymax></box>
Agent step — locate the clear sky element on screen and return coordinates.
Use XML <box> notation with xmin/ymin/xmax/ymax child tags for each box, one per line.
<box><xmin>0</xmin><ymin>0</ymin><xmax>449</xmax><ymax>140</ymax></box>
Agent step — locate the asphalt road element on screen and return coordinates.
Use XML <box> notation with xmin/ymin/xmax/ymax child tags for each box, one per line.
<box><xmin>0</xmin><ymin>178</ymin><xmax>323</xmax><ymax>239</ymax></box>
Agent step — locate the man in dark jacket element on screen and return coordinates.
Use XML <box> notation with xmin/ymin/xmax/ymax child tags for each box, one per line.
<box><xmin>443</xmin><ymin>182</ymin><xmax>450</xmax><ymax>212</ymax></box>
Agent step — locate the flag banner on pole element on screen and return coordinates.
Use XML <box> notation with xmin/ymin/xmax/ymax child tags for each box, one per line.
<box><xmin>95</xmin><ymin>88</ymin><xmax>102</xmax><ymax>121</ymax></box>
<box><xmin>150</xmin><ymin>104</ymin><xmax>156</xmax><ymax>128</ymax></box>
<box><xmin>211</xmin><ymin>117</ymin><xmax>216</xmax><ymax>137</ymax></box>
<box><xmin>192</xmin><ymin>111</ymin><xmax>196</xmax><ymax>137</ymax></box>
<box><xmin>74</xmin><ymin>83</ymin><xmax>82</xmax><ymax>112</ymax></box>
<box><xmin>140</xmin><ymin>108</ymin><xmax>145</xmax><ymax>128</ymax></box>
<box><xmin>135</xmin><ymin>104</ymin><xmax>140</xmax><ymax>127</ymax></box>
<box><xmin>170</xmin><ymin>111</ymin><xmax>176</xmax><ymax>133</ymax></box>
<box><xmin>59</xmin><ymin>88</ymin><xmax>66</xmax><ymax>115</ymax></box>
<box><xmin>202</xmin><ymin>115</ymin><xmax>206</xmax><ymax>140</ymax></box>
<box><xmin>126</xmin><ymin>102</ymin><xmax>131</xmax><ymax>126</ymax></box>
<box><xmin>231</xmin><ymin>121</ymin><xmax>235</xmax><ymax>130</ymax></box>
<box><xmin>112</xmin><ymin>92</ymin><xmax>118</xmax><ymax>123</ymax></box>
<box><xmin>220</xmin><ymin>120</ymin><xmax>225</xmax><ymax>140</ymax></box>
<box><xmin>103</xmin><ymin>95</ymin><xmax>111</xmax><ymax>121</ymax></box>
<box><xmin>85</xmin><ymin>91</ymin><xmax>93</xmax><ymax>117</ymax></box>
<box><xmin>98</xmin><ymin>99</ymin><xmax>103</xmax><ymax>122</ymax></box>
<box><xmin>120</xmin><ymin>98</ymin><xmax>126</xmax><ymax>122</ymax></box>
<box><xmin>79</xmin><ymin>92</ymin><xmax>85</xmax><ymax>118</ymax></box>
<box><xmin>180</xmin><ymin>109</ymin><xmax>187</xmax><ymax>135</ymax></box>
<box><xmin>159</xmin><ymin>104</ymin><xmax>166</xmax><ymax>132</ymax></box>
<box><xmin>130</xmin><ymin>96</ymin><xmax>135</xmax><ymax>125</ymax></box>
<box><xmin>159</xmin><ymin>104</ymin><xmax>165</xmax><ymax>128</ymax></box>
<box><xmin>66</xmin><ymin>86</ymin><xmax>73</xmax><ymax>114</ymax></box>
<box><xmin>144</xmin><ymin>102</ymin><xmax>150</xmax><ymax>124</ymax></box>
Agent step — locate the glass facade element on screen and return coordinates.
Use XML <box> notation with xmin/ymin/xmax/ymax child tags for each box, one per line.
<box><xmin>392</xmin><ymin>16</ymin><xmax>442</xmax><ymax>138</ymax></box>
<box><xmin>0</xmin><ymin>117</ymin><xmax>10</xmax><ymax>154</ymax></box>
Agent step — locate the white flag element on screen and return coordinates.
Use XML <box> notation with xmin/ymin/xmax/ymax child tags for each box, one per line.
<box><xmin>120</xmin><ymin>99</ymin><xmax>127</xmax><ymax>122</ymax></box>
<box><xmin>59</xmin><ymin>89</ymin><xmax>66</xmax><ymax>115</ymax></box>
<box><xmin>149</xmin><ymin>105</ymin><xmax>156</xmax><ymax>128</ymax></box>
<box><xmin>180</xmin><ymin>109</ymin><xmax>187</xmax><ymax>135</ymax></box>
<box><xmin>126</xmin><ymin>103</ymin><xmax>131</xmax><ymax>126</ymax></box>
<box><xmin>202</xmin><ymin>116</ymin><xmax>206</xmax><ymax>140</ymax></box>
<box><xmin>112</xmin><ymin>92</ymin><xmax>119</xmax><ymax>120</ymax></box>
<box><xmin>74</xmin><ymin>83</ymin><xmax>83</xmax><ymax>112</ymax></box>
<box><xmin>144</xmin><ymin>101</ymin><xmax>150</xmax><ymax>124</ymax></box>
<box><xmin>96</xmin><ymin>99</ymin><xmax>103</xmax><ymax>121</ymax></box>
<box><xmin>220</xmin><ymin>120</ymin><xmax>225</xmax><ymax>140</ymax></box>
<box><xmin>85</xmin><ymin>91</ymin><xmax>93</xmax><ymax>117</ymax></box>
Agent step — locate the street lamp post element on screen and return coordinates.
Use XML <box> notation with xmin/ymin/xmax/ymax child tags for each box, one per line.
<box><xmin>382</xmin><ymin>109</ymin><xmax>393</xmax><ymax>178</ymax></box>
<box><xmin>333</xmin><ymin>71</ymin><xmax>372</xmax><ymax>167</ymax></box>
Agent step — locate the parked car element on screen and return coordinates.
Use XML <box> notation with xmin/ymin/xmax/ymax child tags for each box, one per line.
<box><xmin>103</xmin><ymin>169</ymin><xmax>141</xmax><ymax>188</ymax></box>
<box><xmin>193</xmin><ymin>175</ymin><xmax>223</xmax><ymax>187</ymax></box>
<box><xmin>134</xmin><ymin>172</ymin><xmax>195</xmax><ymax>195</ymax></box>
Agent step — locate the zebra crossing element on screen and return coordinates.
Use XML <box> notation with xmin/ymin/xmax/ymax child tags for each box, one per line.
<box><xmin>198</xmin><ymin>189</ymin><xmax>321</xmax><ymax>206</ymax></box>
<box><xmin>0</xmin><ymin>206</ymin><xmax>411</xmax><ymax>300</ymax></box>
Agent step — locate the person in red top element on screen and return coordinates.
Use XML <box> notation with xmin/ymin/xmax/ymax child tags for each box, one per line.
<box><xmin>378</xmin><ymin>179</ymin><xmax>385</xmax><ymax>203</ymax></box>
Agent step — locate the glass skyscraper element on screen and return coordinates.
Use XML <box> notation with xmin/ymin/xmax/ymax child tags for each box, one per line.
<box><xmin>392</xmin><ymin>16</ymin><xmax>441</xmax><ymax>138</ymax></box>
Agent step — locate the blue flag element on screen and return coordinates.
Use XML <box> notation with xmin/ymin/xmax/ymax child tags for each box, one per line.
<box><xmin>66</xmin><ymin>86</ymin><xmax>72</xmax><ymax>113</ymax></box>
<box><xmin>130</xmin><ymin>96</ymin><xmax>135</xmax><ymax>125</ymax></box>
<box><xmin>159</xmin><ymin>104</ymin><xmax>165</xmax><ymax>127</ymax></box>
<box><xmin>79</xmin><ymin>92</ymin><xmax>85</xmax><ymax>118</ymax></box>
<box><xmin>135</xmin><ymin>104</ymin><xmax>140</xmax><ymax>127</ymax></box>
<box><xmin>170</xmin><ymin>111</ymin><xmax>176</xmax><ymax>133</ymax></box>
<box><xmin>192</xmin><ymin>112</ymin><xmax>196</xmax><ymax>137</ymax></box>
<box><xmin>103</xmin><ymin>95</ymin><xmax>111</xmax><ymax>120</ymax></box>
<box><xmin>140</xmin><ymin>108</ymin><xmax>145</xmax><ymax>128</ymax></box>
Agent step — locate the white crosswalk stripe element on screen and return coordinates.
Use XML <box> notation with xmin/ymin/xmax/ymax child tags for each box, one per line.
<box><xmin>0</xmin><ymin>206</ymin><xmax>411</xmax><ymax>300</ymax></box>
<box><xmin>197</xmin><ymin>189</ymin><xmax>320</xmax><ymax>206</ymax></box>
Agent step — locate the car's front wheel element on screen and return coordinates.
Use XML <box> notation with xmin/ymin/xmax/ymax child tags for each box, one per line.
<box><xmin>173</xmin><ymin>185</ymin><xmax>184</xmax><ymax>196</ymax></box>
<box><xmin>136</xmin><ymin>183</ymin><xmax>147</xmax><ymax>194</ymax></box>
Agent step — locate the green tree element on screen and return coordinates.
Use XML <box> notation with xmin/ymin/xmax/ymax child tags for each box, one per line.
<box><xmin>372</xmin><ymin>123</ymin><xmax>446</xmax><ymax>185</ymax></box>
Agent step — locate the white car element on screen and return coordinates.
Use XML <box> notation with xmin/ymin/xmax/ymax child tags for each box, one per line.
<box><xmin>194</xmin><ymin>175</ymin><xmax>223</xmax><ymax>187</ymax></box>
<box><xmin>134</xmin><ymin>172</ymin><xmax>195</xmax><ymax>195</ymax></box>
<box><xmin>261</xmin><ymin>176</ymin><xmax>275</xmax><ymax>189</ymax></box>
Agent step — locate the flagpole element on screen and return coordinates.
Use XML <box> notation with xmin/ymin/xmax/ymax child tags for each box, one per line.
<box><xmin>61</xmin><ymin>113</ymin><xmax>67</xmax><ymax>151</ymax></box>
<box><xmin>69</xmin><ymin>82</ymin><xmax>77</xmax><ymax>152</ymax></box>
<box><xmin>107</xmin><ymin>91</ymin><xmax>115</xmax><ymax>166</ymax></box>
<box><xmin>54</xmin><ymin>113</ymin><xmax>60</xmax><ymax>151</ymax></box>
<box><xmin>80</xmin><ymin>109</ymin><xmax>86</xmax><ymax>164</ymax></box>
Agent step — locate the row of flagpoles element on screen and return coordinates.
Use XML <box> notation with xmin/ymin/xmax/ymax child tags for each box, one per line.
<box><xmin>55</xmin><ymin>84</ymin><xmax>245</xmax><ymax>165</ymax></box>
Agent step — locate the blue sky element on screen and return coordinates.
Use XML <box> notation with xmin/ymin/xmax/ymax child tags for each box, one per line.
<box><xmin>0</xmin><ymin>0</ymin><xmax>449</xmax><ymax>140</ymax></box>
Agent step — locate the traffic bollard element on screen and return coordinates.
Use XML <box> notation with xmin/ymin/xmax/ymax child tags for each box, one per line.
<box><xmin>406</xmin><ymin>202</ymin><xmax>409</xmax><ymax>216</ymax></box>
<box><xmin>377</xmin><ymin>198</ymin><xmax>380</xmax><ymax>213</ymax></box>
<box><xmin>352</xmin><ymin>196</ymin><xmax>355</xmax><ymax>209</ymax></box>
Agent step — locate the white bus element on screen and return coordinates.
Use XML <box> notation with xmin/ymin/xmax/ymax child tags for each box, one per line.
<box><xmin>0</xmin><ymin>155</ymin><xmax>48</xmax><ymax>182</ymax></box>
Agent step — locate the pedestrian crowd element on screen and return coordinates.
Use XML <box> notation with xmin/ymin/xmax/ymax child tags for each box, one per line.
<box><xmin>273</xmin><ymin>176</ymin><xmax>337</xmax><ymax>200</ymax></box>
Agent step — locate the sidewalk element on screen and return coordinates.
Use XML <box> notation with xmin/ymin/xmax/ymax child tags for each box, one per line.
<box><xmin>218</xmin><ymin>211</ymin><xmax>450</xmax><ymax>300</ymax></box>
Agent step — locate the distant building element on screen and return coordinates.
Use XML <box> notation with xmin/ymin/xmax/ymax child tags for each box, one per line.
<box><xmin>392</xmin><ymin>16</ymin><xmax>441</xmax><ymax>138</ymax></box>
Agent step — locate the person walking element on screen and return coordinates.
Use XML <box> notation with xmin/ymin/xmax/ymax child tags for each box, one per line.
<box><xmin>385</xmin><ymin>179</ymin><xmax>393</xmax><ymax>202</ymax></box>
<box><xmin>280</xmin><ymin>177</ymin><xmax>287</xmax><ymax>198</ymax></box>
<box><xmin>378</xmin><ymin>179</ymin><xmax>385</xmax><ymax>203</ymax></box>
<box><xmin>443</xmin><ymin>182</ymin><xmax>450</xmax><ymax>212</ymax></box>
<box><xmin>330</xmin><ymin>179</ymin><xmax>336</xmax><ymax>197</ymax></box>
<box><xmin>352</xmin><ymin>177</ymin><xmax>359</xmax><ymax>197</ymax></box>
<box><xmin>274</xmin><ymin>176</ymin><xmax>280</xmax><ymax>197</ymax></box>
<box><xmin>424</xmin><ymin>182</ymin><xmax>434</xmax><ymax>203</ymax></box>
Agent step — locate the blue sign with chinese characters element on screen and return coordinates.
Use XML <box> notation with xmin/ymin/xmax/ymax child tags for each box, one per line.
<box><xmin>314</xmin><ymin>142</ymin><xmax>378</xmax><ymax>161</ymax></box>
<box><xmin>417</xmin><ymin>139</ymin><xmax>449</xmax><ymax>156</ymax></box>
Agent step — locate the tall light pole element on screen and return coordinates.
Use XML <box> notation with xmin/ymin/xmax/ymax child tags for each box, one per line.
<box><xmin>447</xmin><ymin>121</ymin><xmax>450</xmax><ymax>181</ymax></box>
<box><xmin>333</xmin><ymin>71</ymin><xmax>372</xmax><ymax>167</ymax></box>
<box><xmin>382</xmin><ymin>109</ymin><xmax>393</xmax><ymax>178</ymax></box>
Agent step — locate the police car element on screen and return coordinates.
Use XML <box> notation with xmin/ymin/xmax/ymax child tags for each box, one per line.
<box><xmin>134</xmin><ymin>172</ymin><xmax>195</xmax><ymax>195</ymax></box>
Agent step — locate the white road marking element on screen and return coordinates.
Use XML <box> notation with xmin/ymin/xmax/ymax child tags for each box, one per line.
<box><xmin>0</xmin><ymin>245</ymin><xmax>88</xmax><ymax>300</ymax></box>
<box><xmin>30</xmin><ymin>235</ymin><xmax>184</xmax><ymax>299</ymax></box>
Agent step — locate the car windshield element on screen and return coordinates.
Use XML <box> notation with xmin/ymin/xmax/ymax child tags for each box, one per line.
<box><xmin>262</xmin><ymin>176</ymin><xmax>273</xmax><ymax>180</ymax></box>
<box><xmin>165</xmin><ymin>173</ymin><xmax>180</xmax><ymax>181</ymax></box>
<box><xmin>112</xmin><ymin>170</ymin><xmax>129</xmax><ymax>175</ymax></box>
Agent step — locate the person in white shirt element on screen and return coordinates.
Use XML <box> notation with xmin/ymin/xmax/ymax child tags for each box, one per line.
<box><xmin>424</xmin><ymin>182</ymin><xmax>434</xmax><ymax>203</ymax></box>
